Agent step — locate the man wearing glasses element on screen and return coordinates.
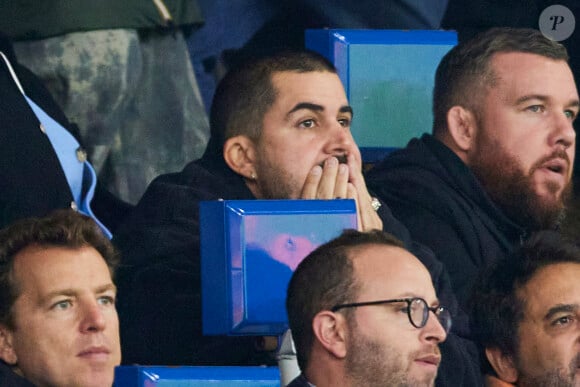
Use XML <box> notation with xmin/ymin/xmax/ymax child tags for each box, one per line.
<box><xmin>286</xmin><ymin>229</ymin><xmax>451</xmax><ymax>387</ymax></box>
<box><xmin>470</xmin><ymin>231</ymin><xmax>580</xmax><ymax>387</ymax></box>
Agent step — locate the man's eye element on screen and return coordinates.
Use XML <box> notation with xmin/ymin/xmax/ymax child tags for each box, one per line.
<box><xmin>565</xmin><ymin>110</ymin><xmax>577</xmax><ymax>120</ymax></box>
<box><xmin>552</xmin><ymin>315</ymin><xmax>574</xmax><ymax>326</ymax></box>
<box><xmin>299</xmin><ymin>119</ymin><xmax>315</xmax><ymax>128</ymax></box>
<box><xmin>98</xmin><ymin>296</ymin><xmax>115</xmax><ymax>306</ymax></box>
<box><xmin>527</xmin><ymin>105</ymin><xmax>545</xmax><ymax>113</ymax></box>
<box><xmin>338</xmin><ymin>118</ymin><xmax>351</xmax><ymax>127</ymax></box>
<box><xmin>396</xmin><ymin>305</ymin><xmax>410</xmax><ymax>314</ymax></box>
<box><xmin>52</xmin><ymin>300</ymin><xmax>72</xmax><ymax>310</ymax></box>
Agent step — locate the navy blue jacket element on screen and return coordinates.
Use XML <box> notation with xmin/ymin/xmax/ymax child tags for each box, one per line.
<box><xmin>0</xmin><ymin>362</ymin><xmax>35</xmax><ymax>386</ymax></box>
<box><xmin>0</xmin><ymin>35</ymin><xmax>75</xmax><ymax>228</ymax></box>
<box><xmin>367</xmin><ymin>134</ymin><xmax>526</xmax><ymax>308</ymax></box>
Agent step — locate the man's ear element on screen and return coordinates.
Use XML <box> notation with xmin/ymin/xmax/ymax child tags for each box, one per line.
<box><xmin>311</xmin><ymin>311</ymin><xmax>348</xmax><ymax>359</ymax></box>
<box><xmin>485</xmin><ymin>347</ymin><xmax>518</xmax><ymax>384</ymax></box>
<box><xmin>446</xmin><ymin>106</ymin><xmax>477</xmax><ymax>154</ymax></box>
<box><xmin>0</xmin><ymin>325</ymin><xmax>17</xmax><ymax>365</ymax></box>
<box><xmin>223</xmin><ymin>135</ymin><xmax>258</xmax><ymax>179</ymax></box>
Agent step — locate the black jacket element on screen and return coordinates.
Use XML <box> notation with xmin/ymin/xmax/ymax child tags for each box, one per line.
<box><xmin>0</xmin><ymin>362</ymin><xmax>35</xmax><ymax>387</ymax></box>
<box><xmin>113</xmin><ymin>155</ymin><xmax>273</xmax><ymax>365</ymax></box>
<box><xmin>287</xmin><ymin>374</ymin><xmax>311</xmax><ymax>387</ymax></box>
<box><xmin>0</xmin><ymin>35</ymin><xmax>76</xmax><ymax>228</ymax></box>
<box><xmin>114</xmin><ymin>149</ymin><xmax>482</xmax><ymax>385</ymax></box>
<box><xmin>367</xmin><ymin>134</ymin><xmax>526</xmax><ymax>307</ymax></box>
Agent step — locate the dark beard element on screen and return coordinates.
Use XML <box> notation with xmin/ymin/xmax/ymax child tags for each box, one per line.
<box><xmin>470</xmin><ymin>143</ymin><xmax>571</xmax><ymax>230</ymax></box>
<box><xmin>517</xmin><ymin>353</ymin><xmax>580</xmax><ymax>387</ymax></box>
<box><xmin>521</xmin><ymin>371</ymin><xmax>576</xmax><ymax>387</ymax></box>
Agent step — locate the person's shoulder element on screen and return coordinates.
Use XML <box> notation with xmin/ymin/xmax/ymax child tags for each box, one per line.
<box><xmin>139</xmin><ymin>158</ymin><xmax>251</xmax><ymax>206</ymax></box>
<box><xmin>136</xmin><ymin>160</ymin><xmax>216</xmax><ymax>202</ymax></box>
<box><xmin>366</xmin><ymin>134</ymin><xmax>441</xmax><ymax>181</ymax></box>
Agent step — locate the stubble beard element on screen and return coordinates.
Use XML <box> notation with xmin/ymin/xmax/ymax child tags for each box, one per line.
<box><xmin>470</xmin><ymin>137</ymin><xmax>571</xmax><ymax>230</ymax></box>
<box><xmin>344</xmin><ymin>320</ymin><xmax>436</xmax><ymax>387</ymax></box>
<box><xmin>517</xmin><ymin>354</ymin><xmax>580</xmax><ymax>387</ymax></box>
<box><xmin>254</xmin><ymin>156</ymin><xmax>301</xmax><ymax>199</ymax></box>
<box><xmin>520</xmin><ymin>371</ymin><xmax>576</xmax><ymax>387</ymax></box>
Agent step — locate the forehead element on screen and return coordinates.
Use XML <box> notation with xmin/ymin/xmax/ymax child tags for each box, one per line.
<box><xmin>351</xmin><ymin>244</ymin><xmax>436</xmax><ymax>300</ymax></box>
<box><xmin>12</xmin><ymin>245</ymin><xmax>112</xmax><ymax>295</ymax></box>
<box><xmin>518</xmin><ymin>262</ymin><xmax>580</xmax><ymax>317</ymax></box>
<box><xmin>270</xmin><ymin>70</ymin><xmax>348</xmax><ymax>108</ymax></box>
<box><xmin>488</xmin><ymin>52</ymin><xmax>577</xmax><ymax>98</ymax></box>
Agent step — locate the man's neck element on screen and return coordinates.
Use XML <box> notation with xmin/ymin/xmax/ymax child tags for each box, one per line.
<box><xmin>306</xmin><ymin>366</ymin><xmax>351</xmax><ymax>387</ymax></box>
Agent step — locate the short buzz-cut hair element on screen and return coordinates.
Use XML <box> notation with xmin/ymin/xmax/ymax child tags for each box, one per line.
<box><xmin>0</xmin><ymin>209</ymin><xmax>118</xmax><ymax>329</ymax></box>
<box><xmin>286</xmin><ymin>229</ymin><xmax>404</xmax><ymax>372</ymax></box>
<box><xmin>469</xmin><ymin>231</ymin><xmax>580</xmax><ymax>375</ymax></box>
<box><xmin>432</xmin><ymin>27</ymin><xmax>569</xmax><ymax>136</ymax></box>
<box><xmin>204</xmin><ymin>49</ymin><xmax>337</xmax><ymax>159</ymax></box>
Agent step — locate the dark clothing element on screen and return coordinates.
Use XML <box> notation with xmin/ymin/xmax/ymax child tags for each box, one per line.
<box><xmin>115</xmin><ymin>153</ymin><xmax>414</xmax><ymax>361</ymax></box>
<box><xmin>0</xmin><ymin>362</ymin><xmax>35</xmax><ymax>387</ymax></box>
<box><xmin>287</xmin><ymin>374</ymin><xmax>311</xmax><ymax>387</ymax></box>
<box><xmin>113</xmin><ymin>153</ymin><xmax>419</xmax><ymax>365</ymax></box>
<box><xmin>408</xmin><ymin>243</ymin><xmax>482</xmax><ymax>387</ymax></box>
<box><xmin>2</xmin><ymin>1</ymin><xmax>209</xmax><ymax>204</ymax></box>
<box><xmin>114</xmin><ymin>150</ymin><xmax>482</xmax><ymax>385</ymax></box>
<box><xmin>0</xmin><ymin>0</ymin><xmax>204</xmax><ymax>41</ymax></box>
<box><xmin>367</xmin><ymin>134</ymin><xmax>526</xmax><ymax>308</ymax></box>
<box><xmin>0</xmin><ymin>38</ymin><xmax>75</xmax><ymax>228</ymax></box>
<box><xmin>0</xmin><ymin>34</ymin><xmax>129</xmax><ymax>233</ymax></box>
<box><xmin>114</xmin><ymin>156</ymin><xmax>271</xmax><ymax>365</ymax></box>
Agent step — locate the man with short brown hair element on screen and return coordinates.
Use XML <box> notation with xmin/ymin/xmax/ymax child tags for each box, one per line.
<box><xmin>368</xmin><ymin>27</ymin><xmax>579</xmax><ymax>308</ymax></box>
<box><xmin>0</xmin><ymin>210</ymin><xmax>121</xmax><ymax>386</ymax></box>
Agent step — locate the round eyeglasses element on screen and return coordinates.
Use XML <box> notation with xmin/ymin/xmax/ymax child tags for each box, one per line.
<box><xmin>331</xmin><ymin>297</ymin><xmax>452</xmax><ymax>333</ymax></box>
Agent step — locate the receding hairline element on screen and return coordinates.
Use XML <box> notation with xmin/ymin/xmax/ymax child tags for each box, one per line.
<box><xmin>489</xmin><ymin>49</ymin><xmax>573</xmax><ymax>77</ymax></box>
<box><xmin>348</xmin><ymin>243</ymin><xmax>430</xmax><ymax>284</ymax></box>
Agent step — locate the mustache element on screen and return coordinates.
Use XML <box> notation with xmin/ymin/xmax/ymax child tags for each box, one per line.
<box><xmin>532</xmin><ymin>148</ymin><xmax>571</xmax><ymax>171</ymax></box>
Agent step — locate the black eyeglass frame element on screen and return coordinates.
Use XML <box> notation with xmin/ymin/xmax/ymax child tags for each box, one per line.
<box><xmin>330</xmin><ymin>297</ymin><xmax>451</xmax><ymax>333</ymax></box>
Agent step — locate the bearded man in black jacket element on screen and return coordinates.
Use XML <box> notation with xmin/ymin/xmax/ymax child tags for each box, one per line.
<box><xmin>367</xmin><ymin>27</ymin><xmax>579</xmax><ymax>309</ymax></box>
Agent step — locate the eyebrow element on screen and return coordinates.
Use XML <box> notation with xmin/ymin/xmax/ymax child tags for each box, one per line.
<box><xmin>544</xmin><ymin>303</ymin><xmax>579</xmax><ymax>321</ymax></box>
<box><xmin>516</xmin><ymin>94</ymin><xmax>580</xmax><ymax>109</ymax></box>
<box><xmin>42</xmin><ymin>283</ymin><xmax>117</xmax><ymax>303</ymax></box>
<box><xmin>286</xmin><ymin>102</ymin><xmax>353</xmax><ymax>117</ymax></box>
<box><xmin>515</xmin><ymin>94</ymin><xmax>548</xmax><ymax>105</ymax></box>
<box><xmin>396</xmin><ymin>293</ymin><xmax>441</xmax><ymax>307</ymax></box>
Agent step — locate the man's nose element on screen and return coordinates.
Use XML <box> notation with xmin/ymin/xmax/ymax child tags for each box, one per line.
<box><xmin>80</xmin><ymin>301</ymin><xmax>107</xmax><ymax>333</ymax></box>
<box><xmin>323</xmin><ymin>121</ymin><xmax>356</xmax><ymax>154</ymax></box>
<box><xmin>550</xmin><ymin>111</ymin><xmax>576</xmax><ymax>150</ymax></box>
<box><xmin>422</xmin><ymin>310</ymin><xmax>448</xmax><ymax>344</ymax></box>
